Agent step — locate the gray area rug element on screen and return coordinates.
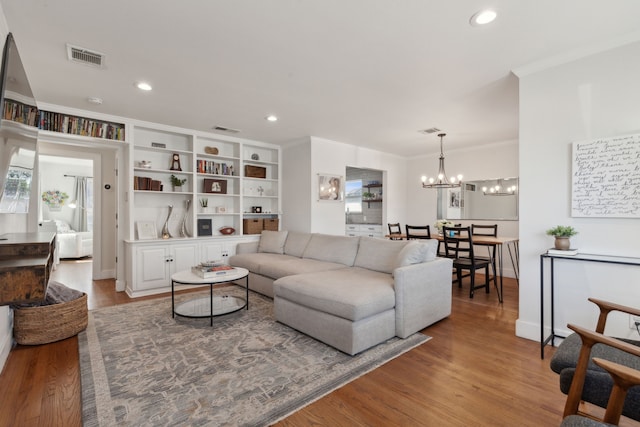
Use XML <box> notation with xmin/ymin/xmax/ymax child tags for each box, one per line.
<box><xmin>79</xmin><ymin>286</ymin><xmax>429</xmax><ymax>426</ymax></box>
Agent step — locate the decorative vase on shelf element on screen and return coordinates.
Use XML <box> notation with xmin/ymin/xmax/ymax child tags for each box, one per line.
<box><xmin>554</xmin><ymin>237</ymin><xmax>570</xmax><ymax>250</ymax></box>
<box><xmin>162</xmin><ymin>205</ymin><xmax>173</xmax><ymax>239</ymax></box>
<box><xmin>179</xmin><ymin>200</ymin><xmax>191</xmax><ymax>238</ymax></box>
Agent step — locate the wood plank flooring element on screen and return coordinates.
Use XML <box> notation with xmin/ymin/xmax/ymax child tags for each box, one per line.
<box><xmin>0</xmin><ymin>260</ymin><xmax>635</xmax><ymax>426</ymax></box>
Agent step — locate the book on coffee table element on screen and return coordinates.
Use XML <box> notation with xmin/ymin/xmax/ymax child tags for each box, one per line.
<box><xmin>191</xmin><ymin>265</ymin><xmax>235</xmax><ymax>278</ymax></box>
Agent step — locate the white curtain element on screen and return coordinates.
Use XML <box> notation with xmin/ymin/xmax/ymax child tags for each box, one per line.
<box><xmin>71</xmin><ymin>177</ymin><xmax>88</xmax><ymax>231</ymax></box>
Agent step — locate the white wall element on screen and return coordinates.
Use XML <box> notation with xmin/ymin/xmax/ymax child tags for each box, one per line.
<box><xmin>282</xmin><ymin>138</ymin><xmax>312</xmax><ymax>232</ymax></box>
<box><xmin>516</xmin><ymin>41</ymin><xmax>640</xmax><ymax>342</ymax></box>
<box><xmin>282</xmin><ymin>136</ymin><xmax>407</xmax><ymax>235</ymax></box>
<box><xmin>406</xmin><ymin>139</ymin><xmax>519</xmax><ymax>276</ymax></box>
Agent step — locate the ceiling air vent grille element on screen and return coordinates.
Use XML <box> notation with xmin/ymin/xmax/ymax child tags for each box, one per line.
<box><xmin>66</xmin><ymin>44</ymin><xmax>105</xmax><ymax>68</ymax></box>
<box><xmin>418</xmin><ymin>127</ymin><xmax>441</xmax><ymax>134</ymax></box>
<box><xmin>212</xmin><ymin>125</ymin><xmax>240</xmax><ymax>134</ymax></box>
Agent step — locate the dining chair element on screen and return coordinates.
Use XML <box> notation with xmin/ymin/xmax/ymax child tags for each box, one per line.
<box><xmin>442</xmin><ymin>226</ymin><xmax>491</xmax><ymax>298</ymax></box>
<box><xmin>387</xmin><ymin>223</ymin><xmax>403</xmax><ymax>240</ymax></box>
<box><xmin>471</xmin><ymin>224</ymin><xmax>498</xmax><ymax>283</ymax></box>
<box><xmin>405</xmin><ymin>225</ymin><xmax>431</xmax><ymax>239</ymax></box>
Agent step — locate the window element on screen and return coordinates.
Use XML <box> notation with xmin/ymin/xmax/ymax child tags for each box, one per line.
<box><xmin>345</xmin><ymin>179</ymin><xmax>362</xmax><ymax>214</ymax></box>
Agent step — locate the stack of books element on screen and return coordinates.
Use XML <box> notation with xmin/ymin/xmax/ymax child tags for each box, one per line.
<box><xmin>547</xmin><ymin>248</ymin><xmax>579</xmax><ymax>256</ymax></box>
<box><xmin>191</xmin><ymin>264</ymin><xmax>235</xmax><ymax>278</ymax></box>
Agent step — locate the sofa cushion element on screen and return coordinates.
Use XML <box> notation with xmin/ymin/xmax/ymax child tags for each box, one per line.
<box><xmin>283</xmin><ymin>231</ymin><xmax>312</xmax><ymax>257</ymax></box>
<box><xmin>395</xmin><ymin>239</ymin><xmax>438</xmax><ymax>269</ymax></box>
<box><xmin>258</xmin><ymin>230</ymin><xmax>289</xmax><ymax>254</ymax></box>
<box><xmin>229</xmin><ymin>252</ymin><xmax>299</xmax><ymax>273</ymax></box>
<box><xmin>259</xmin><ymin>258</ymin><xmax>346</xmax><ymax>280</ymax></box>
<box><xmin>353</xmin><ymin>237</ymin><xmax>408</xmax><ymax>274</ymax></box>
<box><xmin>274</xmin><ymin>267</ymin><xmax>395</xmax><ymax>322</ymax></box>
<box><xmin>302</xmin><ymin>234</ymin><xmax>360</xmax><ymax>266</ymax></box>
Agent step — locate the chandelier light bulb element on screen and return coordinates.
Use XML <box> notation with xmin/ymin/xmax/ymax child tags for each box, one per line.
<box><xmin>482</xmin><ymin>186</ymin><xmax>487</xmax><ymax>192</ymax></box>
<box><xmin>421</xmin><ymin>176</ymin><xmax>427</xmax><ymax>183</ymax></box>
<box><xmin>429</xmin><ymin>177</ymin><xmax>435</xmax><ymax>184</ymax></box>
<box><xmin>450</xmin><ymin>176</ymin><xmax>457</xmax><ymax>183</ymax></box>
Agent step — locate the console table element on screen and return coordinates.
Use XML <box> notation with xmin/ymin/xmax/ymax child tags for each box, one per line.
<box><xmin>539</xmin><ymin>251</ymin><xmax>640</xmax><ymax>359</ymax></box>
<box><xmin>0</xmin><ymin>232</ymin><xmax>56</xmax><ymax>305</ymax></box>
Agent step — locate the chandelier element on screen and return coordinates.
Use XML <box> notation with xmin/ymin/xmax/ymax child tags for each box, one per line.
<box><xmin>482</xmin><ymin>179</ymin><xmax>517</xmax><ymax>196</ymax></box>
<box><xmin>421</xmin><ymin>133</ymin><xmax>463</xmax><ymax>189</ymax></box>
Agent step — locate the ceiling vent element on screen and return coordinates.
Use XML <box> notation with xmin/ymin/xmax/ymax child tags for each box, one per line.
<box><xmin>66</xmin><ymin>44</ymin><xmax>105</xmax><ymax>68</ymax></box>
<box><xmin>212</xmin><ymin>125</ymin><xmax>240</xmax><ymax>134</ymax></box>
<box><xmin>418</xmin><ymin>127</ymin><xmax>441</xmax><ymax>134</ymax></box>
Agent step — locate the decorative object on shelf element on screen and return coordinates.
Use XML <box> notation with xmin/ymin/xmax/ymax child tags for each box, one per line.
<box><xmin>245</xmin><ymin>165</ymin><xmax>267</xmax><ymax>178</ymax></box>
<box><xmin>161</xmin><ymin>205</ymin><xmax>173</xmax><ymax>239</ymax></box>
<box><xmin>215</xmin><ymin>206</ymin><xmax>227</xmax><ymax>213</ymax></box>
<box><xmin>251</xmin><ymin>206</ymin><xmax>262</xmax><ymax>213</ymax></box>
<box><xmin>421</xmin><ymin>133</ymin><xmax>463</xmax><ymax>189</ymax></box>
<box><xmin>151</xmin><ymin>142</ymin><xmax>166</xmax><ymax>149</ymax></box>
<box><xmin>179</xmin><ymin>199</ymin><xmax>191</xmax><ymax>238</ymax></box>
<box><xmin>482</xmin><ymin>179</ymin><xmax>517</xmax><ymax>196</ymax></box>
<box><xmin>362</xmin><ymin>191</ymin><xmax>375</xmax><ymax>201</ymax></box>
<box><xmin>318</xmin><ymin>173</ymin><xmax>343</xmax><ymax>201</ymax></box>
<box><xmin>257</xmin><ymin>186</ymin><xmax>264</xmax><ymax>196</ymax></box>
<box><xmin>434</xmin><ymin>219</ymin><xmax>454</xmax><ymax>235</ymax></box>
<box><xmin>546</xmin><ymin>225</ymin><xmax>578</xmax><ymax>250</ymax></box>
<box><xmin>41</xmin><ymin>190</ymin><xmax>69</xmax><ymax>211</ymax></box>
<box><xmin>138</xmin><ymin>160</ymin><xmax>152</xmax><ymax>169</ymax></box>
<box><xmin>204</xmin><ymin>146</ymin><xmax>219</xmax><ymax>155</ymax></box>
<box><xmin>251</xmin><ymin>153</ymin><xmax>260</xmax><ymax>160</ymax></box>
<box><xmin>170</xmin><ymin>174</ymin><xmax>187</xmax><ymax>192</ymax></box>
<box><xmin>219</xmin><ymin>226</ymin><xmax>235</xmax><ymax>235</ymax></box>
<box><xmin>197</xmin><ymin>218</ymin><xmax>212</xmax><ymax>236</ymax></box>
<box><xmin>170</xmin><ymin>153</ymin><xmax>182</xmax><ymax>171</ymax></box>
<box><xmin>136</xmin><ymin>221</ymin><xmax>157</xmax><ymax>240</ymax></box>
<box><xmin>203</xmin><ymin>178</ymin><xmax>227</xmax><ymax>194</ymax></box>
<box><xmin>199</xmin><ymin>198</ymin><xmax>209</xmax><ymax>212</ymax></box>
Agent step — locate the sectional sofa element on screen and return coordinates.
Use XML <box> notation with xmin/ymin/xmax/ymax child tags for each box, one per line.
<box><xmin>229</xmin><ymin>230</ymin><xmax>452</xmax><ymax>355</ymax></box>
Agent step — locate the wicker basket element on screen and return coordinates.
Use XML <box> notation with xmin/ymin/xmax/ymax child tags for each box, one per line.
<box><xmin>263</xmin><ymin>218</ymin><xmax>279</xmax><ymax>231</ymax></box>
<box><xmin>13</xmin><ymin>293</ymin><xmax>88</xmax><ymax>345</ymax></box>
<box><xmin>243</xmin><ymin>218</ymin><xmax>263</xmax><ymax>234</ymax></box>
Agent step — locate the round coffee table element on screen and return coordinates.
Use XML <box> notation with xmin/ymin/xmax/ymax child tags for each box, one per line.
<box><xmin>171</xmin><ymin>267</ymin><xmax>249</xmax><ymax>326</ymax></box>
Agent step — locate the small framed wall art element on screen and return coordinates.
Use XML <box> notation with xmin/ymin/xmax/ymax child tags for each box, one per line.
<box><xmin>136</xmin><ymin>221</ymin><xmax>157</xmax><ymax>240</ymax></box>
<box><xmin>197</xmin><ymin>218</ymin><xmax>213</xmax><ymax>236</ymax></box>
<box><xmin>203</xmin><ymin>178</ymin><xmax>227</xmax><ymax>194</ymax></box>
<box><xmin>317</xmin><ymin>173</ymin><xmax>343</xmax><ymax>201</ymax></box>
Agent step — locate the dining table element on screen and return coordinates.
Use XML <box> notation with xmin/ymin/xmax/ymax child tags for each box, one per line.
<box><xmin>385</xmin><ymin>233</ymin><xmax>519</xmax><ymax>303</ymax></box>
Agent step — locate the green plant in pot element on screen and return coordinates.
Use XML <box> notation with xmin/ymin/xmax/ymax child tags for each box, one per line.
<box><xmin>546</xmin><ymin>225</ymin><xmax>578</xmax><ymax>250</ymax></box>
<box><xmin>170</xmin><ymin>174</ymin><xmax>187</xmax><ymax>192</ymax></box>
<box><xmin>362</xmin><ymin>191</ymin><xmax>375</xmax><ymax>200</ymax></box>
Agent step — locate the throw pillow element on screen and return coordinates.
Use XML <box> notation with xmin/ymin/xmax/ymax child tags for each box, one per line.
<box><xmin>394</xmin><ymin>239</ymin><xmax>438</xmax><ymax>270</ymax></box>
<box><xmin>258</xmin><ymin>230</ymin><xmax>289</xmax><ymax>254</ymax></box>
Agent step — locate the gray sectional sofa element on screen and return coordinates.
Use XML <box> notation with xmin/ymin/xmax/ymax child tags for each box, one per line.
<box><xmin>229</xmin><ymin>230</ymin><xmax>452</xmax><ymax>355</ymax></box>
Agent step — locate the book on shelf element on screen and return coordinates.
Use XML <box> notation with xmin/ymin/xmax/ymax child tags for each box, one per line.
<box><xmin>191</xmin><ymin>265</ymin><xmax>235</xmax><ymax>278</ymax></box>
<box><xmin>547</xmin><ymin>248</ymin><xmax>579</xmax><ymax>256</ymax></box>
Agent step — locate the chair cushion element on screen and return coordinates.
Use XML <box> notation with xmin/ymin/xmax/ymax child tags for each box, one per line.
<box><xmin>353</xmin><ymin>237</ymin><xmax>408</xmax><ymax>274</ymax></box>
<box><xmin>283</xmin><ymin>231</ymin><xmax>312</xmax><ymax>257</ymax></box>
<box><xmin>302</xmin><ymin>234</ymin><xmax>360</xmax><ymax>266</ymax></box>
<box><xmin>551</xmin><ymin>332</ymin><xmax>640</xmax><ymax>421</ymax></box>
<box><xmin>258</xmin><ymin>230</ymin><xmax>288</xmax><ymax>254</ymax></box>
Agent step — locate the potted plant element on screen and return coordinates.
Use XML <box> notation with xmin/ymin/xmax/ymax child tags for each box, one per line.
<box><xmin>546</xmin><ymin>225</ymin><xmax>578</xmax><ymax>250</ymax></box>
<box><xmin>362</xmin><ymin>191</ymin><xmax>375</xmax><ymax>200</ymax></box>
<box><xmin>170</xmin><ymin>174</ymin><xmax>187</xmax><ymax>192</ymax></box>
<box><xmin>199</xmin><ymin>198</ymin><xmax>209</xmax><ymax>212</ymax></box>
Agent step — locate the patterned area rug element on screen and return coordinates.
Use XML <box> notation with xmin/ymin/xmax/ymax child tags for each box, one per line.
<box><xmin>79</xmin><ymin>286</ymin><xmax>429</xmax><ymax>426</ymax></box>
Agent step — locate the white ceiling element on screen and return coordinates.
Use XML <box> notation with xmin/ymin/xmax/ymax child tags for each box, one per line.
<box><xmin>2</xmin><ymin>1</ymin><xmax>640</xmax><ymax>157</ymax></box>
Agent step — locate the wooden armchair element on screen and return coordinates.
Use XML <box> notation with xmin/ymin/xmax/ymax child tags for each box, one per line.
<box><xmin>550</xmin><ymin>298</ymin><xmax>640</xmax><ymax>422</ymax></box>
<box><xmin>561</xmin><ymin>357</ymin><xmax>640</xmax><ymax>426</ymax></box>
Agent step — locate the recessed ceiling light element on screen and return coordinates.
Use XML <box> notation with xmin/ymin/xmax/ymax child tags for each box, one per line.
<box><xmin>469</xmin><ymin>9</ymin><xmax>497</xmax><ymax>26</ymax></box>
<box><xmin>87</xmin><ymin>97</ymin><xmax>103</xmax><ymax>105</ymax></box>
<box><xmin>135</xmin><ymin>81</ymin><xmax>152</xmax><ymax>91</ymax></box>
<box><xmin>265</xmin><ymin>115</ymin><xmax>278</xmax><ymax>122</ymax></box>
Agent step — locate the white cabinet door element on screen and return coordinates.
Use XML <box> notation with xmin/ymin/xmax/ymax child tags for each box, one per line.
<box><xmin>200</xmin><ymin>241</ymin><xmax>225</xmax><ymax>263</ymax></box>
<box><xmin>136</xmin><ymin>246</ymin><xmax>170</xmax><ymax>291</ymax></box>
<box><xmin>172</xmin><ymin>243</ymin><xmax>198</xmax><ymax>275</ymax></box>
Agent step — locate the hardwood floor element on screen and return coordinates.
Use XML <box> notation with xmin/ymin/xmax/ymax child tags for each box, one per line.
<box><xmin>0</xmin><ymin>261</ymin><xmax>633</xmax><ymax>426</ymax></box>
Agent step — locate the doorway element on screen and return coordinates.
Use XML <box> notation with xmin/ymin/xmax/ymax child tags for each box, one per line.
<box><xmin>37</xmin><ymin>141</ymin><xmax>117</xmax><ymax>282</ymax></box>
